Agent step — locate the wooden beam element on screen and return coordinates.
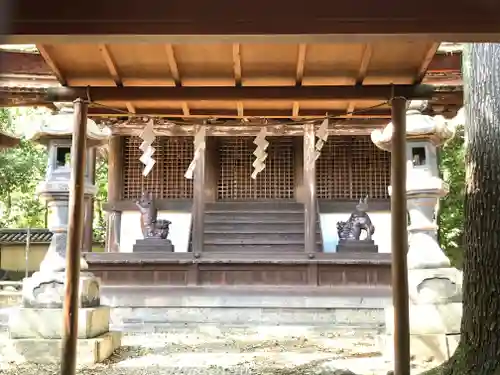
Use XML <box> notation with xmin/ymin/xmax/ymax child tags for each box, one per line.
<box><xmin>415</xmin><ymin>42</ymin><xmax>440</xmax><ymax>83</ymax></box>
<box><xmin>292</xmin><ymin>102</ymin><xmax>300</xmax><ymax>118</ymax></box>
<box><xmin>36</xmin><ymin>45</ymin><xmax>66</xmax><ymax>85</ymax></box>
<box><xmin>46</xmin><ymin>84</ymin><xmax>436</xmax><ymax>102</ymax></box>
<box><xmin>182</xmin><ymin>102</ymin><xmax>191</xmax><ymax>116</ymax></box>
<box><xmin>105</xmin><ymin>135</ymin><xmax>123</xmax><ymax>252</ymax></box>
<box><xmin>296</xmin><ymin>44</ymin><xmax>307</xmax><ymax>85</ymax></box>
<box><xmin>87</xmin><ymin>107</ymin><xmax>392</xmax><ymax>118</ymax></box>
<box><xmin>9</xmin><ymin>0</ymin><xmax>500</xmax><ymax>39</ymax></box>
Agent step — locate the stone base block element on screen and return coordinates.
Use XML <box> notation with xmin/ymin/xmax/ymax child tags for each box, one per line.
<box><xmin>385</xmin><ymin>302</ymin><xmax>462</xmax><ymax>335</ymax></box>
<box><xmin>22</xmin><ymin>271</ymin><xmax>100</xmax><ymax>308</ymax></box>
<box><xmin>336</xmin><ymin>240</ymin><xmax>378</xmax><ymax>253</ymax></box>
<box><xmin>9</xmin><ymin>306</ymin><xmax>110</xmax><ymax>339</ymax></box>
<box><xmin>382</xmin><ymin>333</ymin><xmax>460</xmax><ymax>363</ymax></box>
<box><xmin>0</xmin><ymin>331</ymin><xmax>122</xmax><ymax>365</ymax></box>
<box><xmin>408</xmin><ymin>267</ymin><xmax>463</xmax><ymax>304</ymax></box>
<box><xmin>133</xmin><ymin>238</ymin><xmax>174</xmax><ymax>252</ymax></box>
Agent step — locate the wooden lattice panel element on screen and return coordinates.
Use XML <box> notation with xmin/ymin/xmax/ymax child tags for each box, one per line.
<box><xmin>218</xmin><ymin>136</ymin><xmax>295</xmax><ymax>200</ymax></box>
<box><xmin>122</xmin><ymin>136</ymin><xmax>193</xmax><ymax>199</ymax></box>
<box><xmin>162</xmin><ymin>137</ymin><xmax>194</xmax><ymax>199</ymax></box>
<box><xmin>316</xmin><ymin>136</ymin><xmax>390</xmax><ymax>200</ymax></box>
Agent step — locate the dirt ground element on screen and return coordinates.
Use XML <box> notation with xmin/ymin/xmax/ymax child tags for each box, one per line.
<box><xmin>0</xmin><ymin>325</ymin><xmax>439</xmax><ymax>375</ymax></box>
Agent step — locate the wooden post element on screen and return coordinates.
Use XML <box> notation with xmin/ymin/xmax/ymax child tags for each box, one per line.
<box><xmin>390</xmin><ymin>97</ymin><xmax>410</xmax><ymax>375</ymax></box>
<box><xmin>105</xmin><ymin>135</ymin><xmax>123</xmax><ymax>252</ymax></box>
<box><xmin>192</xmin><ymin>125</ymin><xmax>206</xmax><ymax>257</ymax></box>
<box><xmin>61</xmin><ymin>98</ymin><xmax>88</xmax><ymax>375</ymax></box>
<box><xmin>303</xmin><ymin>123</ymin><xmax>316</xmax><ymax>258</ymax></box>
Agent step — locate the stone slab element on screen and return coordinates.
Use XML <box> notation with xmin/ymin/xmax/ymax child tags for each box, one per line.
<box><xmin>385</xmin><ymin>302</ymin><xmax>462</xmax><ymax>335</ymax></box>
<box><xmin>22</xmin><ymin>271</ymin><xmax>100</xmax><ymax>308</ymax></box>
<box><xmin>9</xmin><ymin>306</ymin><xmax>110</xmax><ymax>339</ymax></box>
<box><xmin>133</xmin><ymin>238</ymin><xmax>174</xmax><ymax>252</ymax></box>
<box><xmin>382</xmin><ymin>333</ymin><xmax>460</xmax><ymax>363</ymax></box>
<box><xmin>0</xmin><ymin>331</ymin><xmax>122</xmax><ymax>364</ymax></box>
<box><xmin>336</xmin><ymin>241</ymin><xmax>379</xmax><ymax>253</ymax></box>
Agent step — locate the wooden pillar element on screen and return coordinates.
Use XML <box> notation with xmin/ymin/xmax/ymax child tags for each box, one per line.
<box><xmin>82</xmin><ymin>147</ymin><xmax>96</xmax><ymax>252</ymax></box>
<box><xmin>192</xmin><ymin>125</ymin><xmax>206</xmax><ymax>257</ymax></box>
<box><xmin>204</xmin><ymin>137</ymin><xmax>219</xmax><ymax>202</ymax></box>
<box><xmin>303</xmin><ymin>124</ymin><xmax>316</xmax><ymax>258</ymax></box>
<box><xmin>293</xmin><ymin>137</ymin><xmax>305</xmax><ymax>202</ymax></box>
<box><xmin>105</xmin><ymin>135</ymin><xmax>123</xmax><ymax>252</ymax></box>
<box><xmin>390</xmin><ymin>97</ymin><xmax>410</xmax><ymax>375</ymax></box>
<box><xmin>61</xmin><ymin>98</ymin><xmax>88</xmax><ymax>375</ymax></box>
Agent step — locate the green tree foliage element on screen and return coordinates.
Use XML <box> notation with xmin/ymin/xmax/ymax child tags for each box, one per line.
<box><xmin>438</xmin><ymin>125</ymin><xmax>465</xmax><ymax>268</ymax></box>
<box><xmin>0</xmin><ymin>108</ymin><xmax>47</xmax><ymax>228</ymax></box>
<box><xmin>0</xmin><ymin>107</ymin><xmax>109</xmax><ymax>244</ymax></box>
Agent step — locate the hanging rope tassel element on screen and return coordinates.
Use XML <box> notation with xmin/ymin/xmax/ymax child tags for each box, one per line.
<box><xmin>184</xmin><ymin>126</ymin><xmax>207</xmax><ymax>179</ymax></box>
<box><xmin>251</xmin><ymin>127</ymin><xmax>269</xmax><ymax>179</ymax></box>
<box><xmin>314</xmin><ymin>117</ymin><xmax>329</xmax><ymax>160</ymax></box>
<box><xmin>139</xmin><ymin>119</ymin><xmax>156</xmax><ymax>177</ymax></box>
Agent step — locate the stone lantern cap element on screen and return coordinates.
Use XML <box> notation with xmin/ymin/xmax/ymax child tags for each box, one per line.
<box><xmin>25</xmin><ymin>106</ymin><xmax>111</xmax><ymax>146</ymax></box>
<box><xmin>371</xmin><ymin>100</ymin><xmax>456</xmax><ymax>152</ymax></box>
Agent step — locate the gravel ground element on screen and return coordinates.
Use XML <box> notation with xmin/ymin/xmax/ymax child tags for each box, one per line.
<box><xmin>0</xmin><ymin>327</ymin><xmax>438</xmax><ymax>375</ymax></box>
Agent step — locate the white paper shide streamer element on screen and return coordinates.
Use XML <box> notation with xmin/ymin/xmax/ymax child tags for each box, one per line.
<box><xmin>139</xmin><ymin>120</ymin><xmax>157</xmax><ymax>177</ymax></box>
<box><xmin>251</xmin><ymin>127</ymin><xmax>269</xmax><ymax>179</ymax></box>
<box><xmin>314</xmin><ymin>118</ymin><xmax>329</xmax><ymax>160</ymax></box>
<box><xmin>184</xmin><ymin>126</ymin><xmax>207</xmax><ymax>179</ymax></box>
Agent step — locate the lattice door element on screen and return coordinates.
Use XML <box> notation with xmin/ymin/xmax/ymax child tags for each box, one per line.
<box><xmin>316</xmin><ymin>136</ymin><xmax>391</xmax><ymax>199</ymax></box>
<box><xmin>122</xmin><ymin>136</ymin><xmax>193</xmax><ymax>199</ymax></box>
<box><xmin>218</xmin><ymin>136</ymin><xmax>295</xmax><ymax>200</ymax></box>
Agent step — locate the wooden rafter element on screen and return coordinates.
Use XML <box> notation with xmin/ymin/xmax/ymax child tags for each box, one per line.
<box><xmin>98</xmin><ymin>44</ymin><xmax>122</xmax><ymax>85</ymax></box>
<box><xmin>415</xmin><ymin>42</ymin><xmax>440</xmax><ymax>83</ymax></box>
<box><xmin>98</xmin><ymin>44</ymin><xmax>136</xmax><ymax>113</ymax></box>
<box><xmin>348</xmin><ymin>43</ymin><xmax>373</xmax><ymax>116</ymax></box>
<box><xmin>293</xmin><ymin>44</ymin><xmax>307</xmax><ymax>118</ymax></box>
<box><xmin>165</xmin><ymin>44</ymin><xmax>190</xmax><ymax>117</ymax></box>
<box><xmin>36</xmin><ymin>45</ymin><xmax>67</xmax><ymax>86</ymax></box>
<box><xmin>232</xmin><ymin>43</ymin><xmax>244</xmax><ymax>117</ymax></box>
<box><xmin>237</xmin><ymin>102</ymin><xmax>244</xmax><ymax>117</ymax></box>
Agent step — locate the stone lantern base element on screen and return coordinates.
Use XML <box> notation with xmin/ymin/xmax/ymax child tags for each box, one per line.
<box><xmin>383</xmin><ymin>267</ymin><xmax>463</xmax><ymax>362</ymax></box>
<box><xmin>1</xmin><ymin>270</ymin><xmax>122</xmax><ymax>364</ymax></box>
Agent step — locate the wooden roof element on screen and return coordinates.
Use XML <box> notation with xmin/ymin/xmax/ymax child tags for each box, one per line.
<box><xmin>35</xmin><ymin>41</ymin><xmax>440</xmax><ymax>120</ymax></box>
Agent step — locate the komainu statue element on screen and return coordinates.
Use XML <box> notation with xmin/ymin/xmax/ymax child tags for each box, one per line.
<box><xmin>135</xmin><ymin>192</ymin><xmax>171</xmax><ymax>240</ymax></box>
<box><xmin>336</xmin><ymin>196</ymin><xmax>375</xmax><ymax>241</ymax></box>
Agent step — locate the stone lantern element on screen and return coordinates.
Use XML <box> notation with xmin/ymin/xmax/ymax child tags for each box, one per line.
<box><xmin>371</xmin><ymin>101</ymin><xmax>463</xmax><ymax>362</ymax></box>
<box><xmin>4</xmin><ymin>105</ymin><xmax>122</xmax><ymax>364</ymax></box>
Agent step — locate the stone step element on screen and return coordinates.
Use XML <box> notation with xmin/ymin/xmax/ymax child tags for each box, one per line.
<box><xmin>202</xmin><ymin>244</ymin><xmax>322</xmax><ymax>252</ymax></box>
<box><xmin>206</xmin><ymin>202</ymin><xmax>304</xmax><ymax>211</ymax></box>
<box><xmin>205</xmin><ymin>216</ymin><xmax>306</xmax><ymax>224</ymax></box>
<box><xmin>204</xmin><ymin>232</ymin><xmax>309</xmax><ymax>242</ymax></box>
<box><xmin>204</xmin><ymin>223</ymin><xmax>320</xmax><ymax>233</ymax></box>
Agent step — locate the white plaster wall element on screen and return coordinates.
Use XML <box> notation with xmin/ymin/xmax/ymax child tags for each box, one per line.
<box><xmin>119</xmin><ymin>211</ymin><xmax>192</xmax><ymax>253</ymax></box>
<box><xmin>319</xmin><ymin>211</ymin><xmax>392</xmax><ymax>253</ymax></box>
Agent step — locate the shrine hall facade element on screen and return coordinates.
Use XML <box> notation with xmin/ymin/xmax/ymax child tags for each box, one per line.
<box><xmin>0</xmin><ymin>42</ymin><xmax>462</xmax><ymax>288</ymax></box>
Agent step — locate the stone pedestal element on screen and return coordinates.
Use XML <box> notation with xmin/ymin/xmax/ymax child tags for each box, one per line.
<box><xmin>133</xmin><ymin>238</ymin><xmax>175</xmax><ymax>252</ymax></box>
<box><xmin>336</xmin><ymin>240</ymin><xmax>378</xmax><ymax>253</ymax></box>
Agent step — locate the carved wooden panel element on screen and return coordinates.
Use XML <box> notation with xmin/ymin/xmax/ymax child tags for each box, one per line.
<box><xmin>316</xmin><ymin>135</ymin><xmax>391</xmax><ymax>200</ymax></box>
<box><xmin>218</xmin><ymin>136</ymin><xmax>295</xmax><ymax>200</ymax></box>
